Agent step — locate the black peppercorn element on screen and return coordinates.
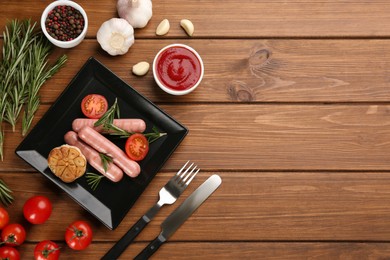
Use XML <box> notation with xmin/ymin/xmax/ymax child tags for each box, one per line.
<box><xmin>45</xmin><ymin>5</ymin><xmax>84</xmax><ymax>42</ymax></box>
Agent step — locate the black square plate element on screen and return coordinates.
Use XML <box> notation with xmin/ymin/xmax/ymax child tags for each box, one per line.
<box><xmin>15</xmin><ymin>57</ymin><xmax>188</xmax><ymax>229</ymax></box>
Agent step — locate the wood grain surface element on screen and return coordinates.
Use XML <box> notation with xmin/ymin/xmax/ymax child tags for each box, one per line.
<box><xmin>1</xmin><ymin>0</ymin><xmax>390</xmax><ymax>259</ymax></box>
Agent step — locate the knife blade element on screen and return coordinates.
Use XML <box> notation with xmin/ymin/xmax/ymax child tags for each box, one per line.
<box><xmin>134</xmin><ymin>174</ymin><xmax>222</xmax><ymax>260</ymax></box>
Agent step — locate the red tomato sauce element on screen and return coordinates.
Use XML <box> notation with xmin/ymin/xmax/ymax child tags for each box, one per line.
<box><xmin>155</xmin><ymin>46</ymin><xmax>202</xmax><ymax>91</ymax></box>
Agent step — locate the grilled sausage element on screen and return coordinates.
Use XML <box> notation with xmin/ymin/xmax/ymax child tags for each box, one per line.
<box><xmin>72</xmin><ymin>118</ymin><xmax>146</xmax><ymax>133</ymax></box>
<box><xmin>64</xmin><ymin>131</ymin><xmax>124</xmax><ymax>182</ymax></box>
<box><xmin>77</xmin><ymin>126</ymin><xmax>141</xmax><ymax>178</ymax></box>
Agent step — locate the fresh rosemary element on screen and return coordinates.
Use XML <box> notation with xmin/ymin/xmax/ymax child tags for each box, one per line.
<box><xmin>0</xmin><ymin>179</ymin><xmax>13</xmax><ymax>206</ymax></box>
<box><xmin>22</xmin><ymin>35</ymin><xmax>67</xmax><ymax>136</ymax></box>
<box><xmin>99</xmin><ymin>153</ymin><xmax>113</xmax><ymax>173</ymax></box>
<box><xmin>1</xmin><ymin>19</ymin><xmax>36</xmax><ymax>132</ymax></box>
<box><xmin>86</xmin><ymin>172</ymin><xmax>105</xmax><ymax>191</ymax></box>
<box><xmin>94</xmin><ymin>99</ymin><xmax>167</xmax><ymax>143</ymax></box>
<box><xmin>94</xmin><ymin>98</ymin><xmax>120</xmax><ymax>128</ymax></box>
<box><xmin>86</xmin><ymin>153</ymin><xmax>112</xmax><ymax>190</ymax></box>
<box><xmin>144</xmin><ymin>126</ymin><xmax>168</xmax><ymax>143</ymax></box>
<box><xmin>0</xmin><ymin>19</ymin><xmax>67</xmax><ymax>160</ymax></box>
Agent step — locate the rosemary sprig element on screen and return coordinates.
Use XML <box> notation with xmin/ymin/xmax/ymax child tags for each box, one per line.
<box><xmin>86</xmin><ymin>172</ymin><xmax>105</xmax><ymax>191</ymax></box>
<box><xmin>103</xmin><ymin>124</ymin><xmax>166</xmax><ymax>143</ymax></box>
<box><xmin>86</xmin><ymin>153</ymin><xmax>111</xmax><ymax>190</ymax></box>
<box><xmin>144</xmin><ymin>126</ymin><xmax>168</xmax><ymax>144</ymax></box>
<box><xmin>0</xmin><ymin>129</ymin><xmax>3</xmax><ymax>162</ymax></box>
<box><xmin>94</xmin><ymin>99</ymin><xmax>167</xmax><ymax>142</ymax></box>
<box><xmin>0</xmin><ymin>19</ymin><xmax>67</xmax><ymax>160</ymax></box>
<box><xmin>99</xmin><ymin>153</ymin><xmax>113</xmax><ymax>173</ymax></box>
<box><xmin>22</xmin><ymin>35</ymin><xmax>67</xmax><ymax>136</ymax></box>
<box><xmin>101</xmin><ymin>123</ymin><xmax>131</xmax><ymax>137</ymax></box>
<box><xmin>2</xmin><ymin>20</ymin><xmax>36</xmax><ymax>131</ymax></box>
<box><xmin>0</xmin><ymin>179</ymin><xmax>13</xmax><ymax>206</ymax></box>
<box><xmin>94</xmin><ymin>98</ymin><xmax>120</xmax><ymax>128</ymax></box>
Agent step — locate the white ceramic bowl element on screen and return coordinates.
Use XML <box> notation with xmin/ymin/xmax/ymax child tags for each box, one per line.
<box><xmin>41</xmin><ymin>0</ymin><xmax>88</xmax><ymax>48</ymax></box>
<box><xmin>153</xmin><ymin>44</ymin><xmax>204</xmax><ymax>96</ymax></box>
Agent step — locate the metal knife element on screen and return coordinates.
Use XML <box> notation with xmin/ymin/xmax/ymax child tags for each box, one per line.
<box><xmin>133</xmin><ymin>174</ymin><xmax>222</xmax><ymax>260</ymax></box>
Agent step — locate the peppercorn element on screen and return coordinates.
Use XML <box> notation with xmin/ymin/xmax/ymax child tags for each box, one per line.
<box><xmin>45</xmin><ymin>5</ymin><xmax>84</xmax><ymax>42</ymax></box>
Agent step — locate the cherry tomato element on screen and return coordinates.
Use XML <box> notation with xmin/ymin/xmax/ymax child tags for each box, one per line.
<box><xmin>0</xmin><ymin>246</ymin><xmax>20</xmax><ymax>260</ymax></box>
<box><xmin>1</xmin><ymin>224</ymin><xmax>26</xmax><ymax>247</ymax></box>
<box><xmin>0</xmin><ymin>207</ymin><xmax>9</xmax><ymax>229</ymax></box>
<box><xmin>23</xmin><ymin>195</ymin><xmax>52</xmax><ymax>224</ymax></box>
<box><xmin>34</xmin><ymin>240</ymin><xmax>60</xmax><ymax>260</ymax></box>
<box><xmin>125</xmin><ymin>133</ymin><xmax>149</xmax><ymax>161</ymax></box>
<box><xmin>65</xmin><ymin>221</ymin><xmax>93</xmax><ymax>250</ymax></box>
<box><xmin>81</xmin><ymin>94</ymin><xmax>108</xmax><ymax>119</ymax></box>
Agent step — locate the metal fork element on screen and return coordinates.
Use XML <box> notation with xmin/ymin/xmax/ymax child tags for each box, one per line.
<box><xmin>102</xmin><ymin>161</ymin><xmax>200</xmax><ymax>260</ymax></box>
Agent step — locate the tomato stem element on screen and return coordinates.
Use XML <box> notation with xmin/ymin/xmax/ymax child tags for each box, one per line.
<box><xmin>42</xmin><ymin>244</ymin><xmax>60</xmax><ymax>258</ymax></box>
<box><xmin>0</xmin><ymin>234</ymin><xmax>18</xmax><ymax>246</ymax></box>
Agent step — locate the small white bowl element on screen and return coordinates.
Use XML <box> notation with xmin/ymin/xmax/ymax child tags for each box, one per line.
<box><xmin>153</xmin><ymin>44</ymin><xmax>204</xmax><ymax>96</ymax></box>
<box><xmin>41</xmin><ymin>0</ymin><xmax>88</xmax><ymax>48</ymax></box>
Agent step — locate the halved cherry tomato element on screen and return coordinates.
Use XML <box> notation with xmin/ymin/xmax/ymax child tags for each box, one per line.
<box><xmin>1</xmin><ymin>224</ymin><xmax>26</xmax><ymax>247</ymax></box>
<box><xmin>65</xmin><ymin>221</ymin><xmax>93</xmax><ymax>251</ymax></box>
<box><xmin>34</xmin><ymin>240</ymin><xmax>60</xmax><ymax>260</ymax></box>
<box><xmin>0</xmin><ymin>246</ymin><xmax>20</xmax><ymax>260</ymax></box>
<box><xmin>23</xmin><ymin>195</ymin><xmax>52</xmax><ymax>224</ymax></box>
<box><xmin>81</xmin><ymin>94</ymin><xmax>108</xmax><ymax>119</ymax></box>
<box><xmin>125</xmin><ymin>133</ymin><xmax>149</xmax><ymax>161</ymax></box>
<box><xmin>0</xmin><ymin>207</ymin><xmax>9</xmax><ymax>229</ymax></box>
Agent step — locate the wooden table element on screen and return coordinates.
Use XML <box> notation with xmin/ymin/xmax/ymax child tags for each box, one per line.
<box><xmin>2</xmin><ymin>0</ymin><xmax>390</xmax><ymax>259</ymax></box>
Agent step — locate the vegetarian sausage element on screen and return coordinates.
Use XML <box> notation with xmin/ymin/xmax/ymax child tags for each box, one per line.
<box><xmin>64</xmin><ymin>131</ymin><xmax>124</xmax><ymax>182</ymax></box>
<box><xmin>72</xmin><ymin>118</ymin><xmax>146</xmax><ymax>133</ymax></box>
<box><xmin>77</xmin><ymin>126</ymin><xmax>141</xmax><ymax>178</ymax></box>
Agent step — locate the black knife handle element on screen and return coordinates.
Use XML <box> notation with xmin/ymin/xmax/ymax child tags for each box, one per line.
<box><xmin>134</xmin><ymin>234</ymin><xmax>165</xmax><ymax>260</ymax></box>
<box><xmin>102</xmin><ymin>217</ymin><xmax>149</xmax><ymax>260</ymax></box>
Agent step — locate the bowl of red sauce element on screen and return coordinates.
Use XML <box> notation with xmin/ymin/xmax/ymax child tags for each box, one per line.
<box><xmin>153</xmin><ymin>44</ymin><xmax>204</xmax><ymax>95</ymax></box>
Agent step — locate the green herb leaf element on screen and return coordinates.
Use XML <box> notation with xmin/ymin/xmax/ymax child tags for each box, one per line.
<box><xmin>93</xmin><ymin>98</ymin><xmax>166</xmax><ymax>144</ymax></box>
<box><xmin>0</xmin><ymin>179</ymin><xmax>13</xmax><ymax>206</ymax></box>
<box><xmin>0</xmin><ymin>19</ymin><xmax>67</xmax><ymax>160</ymax></box>
<box><xmin>86</xmin><ymin>172</ymin><xmax>105</xmax><ymax>191</ymax></box>
<box><xmin>144</xmin><ymin>126</ymin><xmax>168</xmax><ymax>143</ymax></box>
<box><xmin>99</xmin><ymin>153</ymin><xmax>113</xmax><ymax>173</ymax></box>
<box><xmin>94</xmin><ymin>98</ymin><xmax>119</xmax><ymax>128</ymax></box>
<box><xmin>0</xmin><ymin>128</ymin><xmax>3</xmax><ymax>162</ymax></box>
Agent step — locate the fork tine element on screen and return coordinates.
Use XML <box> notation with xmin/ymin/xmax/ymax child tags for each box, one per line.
<box><xmin>182</xmin><ymin>164</ymin><xmax>197</xmax><ymax>183</ymax></box>
<box><xmin>176</xmin><ymin>160</ymin><xmax>190</xmax><ymax>176</ymax></box>
<box><xmin>184</xmin><ymin>168</ymin><xmax>200</xmax><ymax>185</ymax></box>
<box><xmin>178</xmin><ymin>162</ymin><xmax>194</xmax><ymax>179</ymax></box>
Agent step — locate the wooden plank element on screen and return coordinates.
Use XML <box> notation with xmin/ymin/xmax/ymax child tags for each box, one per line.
<box><xmin>17</xmin><ymin>242</ymin><xmax>390</xmax><ymax>259</ymax></box>
<box><xmin>3</xmin><ymin>1</ymin><xmax>390</xmax><ymax>37</ymax></box>
<box><xmin>3</xmin><ymin>104</ymin><xmax>390</xmax><ymax>171</ymax></box>
<box><xmin>3</xmin><ymin>171</ymin><xmax>390</xmax><ymax>242</ymax></box>
<box><xmin>1</xmin><ymin>39</ymin><xmax>389</xmax><ymax>103</ymax></box>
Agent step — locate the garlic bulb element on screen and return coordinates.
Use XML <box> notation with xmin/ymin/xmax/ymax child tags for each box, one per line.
<box><xmin>97</xmin><ymin>18</ymin><xmax>135</xmax><ymax>56</ymax></box>
<box><xmin>117</xmin><ymin>0</ymin><xmax>152</xmax><ymax>28</ymax></box>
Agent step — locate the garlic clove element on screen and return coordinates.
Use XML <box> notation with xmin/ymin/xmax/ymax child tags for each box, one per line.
<box><xmin>156</xmin><ymin>19</ymin><xmax>170</xmax><ymax>36</ymax></box>
<box><xmin>132</xmin><ymin>61</ymin><xmax>150</xmax><ymax>76</ymax></box>
<box><xmin>180</xmin><ymin>19</ymin><xmax>194</xmax><ymax>36</ymax></box>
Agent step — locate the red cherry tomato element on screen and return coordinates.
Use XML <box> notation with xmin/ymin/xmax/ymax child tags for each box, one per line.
<box><xmin>0</xmin><ymin>246</ymin><xmax>20</xmax><ymax>260</ymax></box>
<box><xmin>81</xmin><ymin>94</ymin><xmax>108</xmax><ymax>119</ymax></box>
<box><xmin>23</xmin><ymin>195</ymin><xmax>52</xmax><ymax>224</ymax></box>
<box><xmin>1</xmin><ymin>224</ymin><xmax>26</xmax><ymax>247</ymax></box>
<box><xmin>0</xmin><ymin>207</ymin><xmax>9</xmax><ymax>229</ymax></box>
<box><xmin>34</xmin><ymin>240</ymin><xmax>60</xmax><ymax>260</ymax></box>
<box><xmin>65</xmin><ymin>221</ymin><xmax>93</xmax><ymax>250</ymax></box>
<box><xmin>125</xmin><ymin>133</ymin><xmax>149</xmax><ymax>161</ymax></box>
